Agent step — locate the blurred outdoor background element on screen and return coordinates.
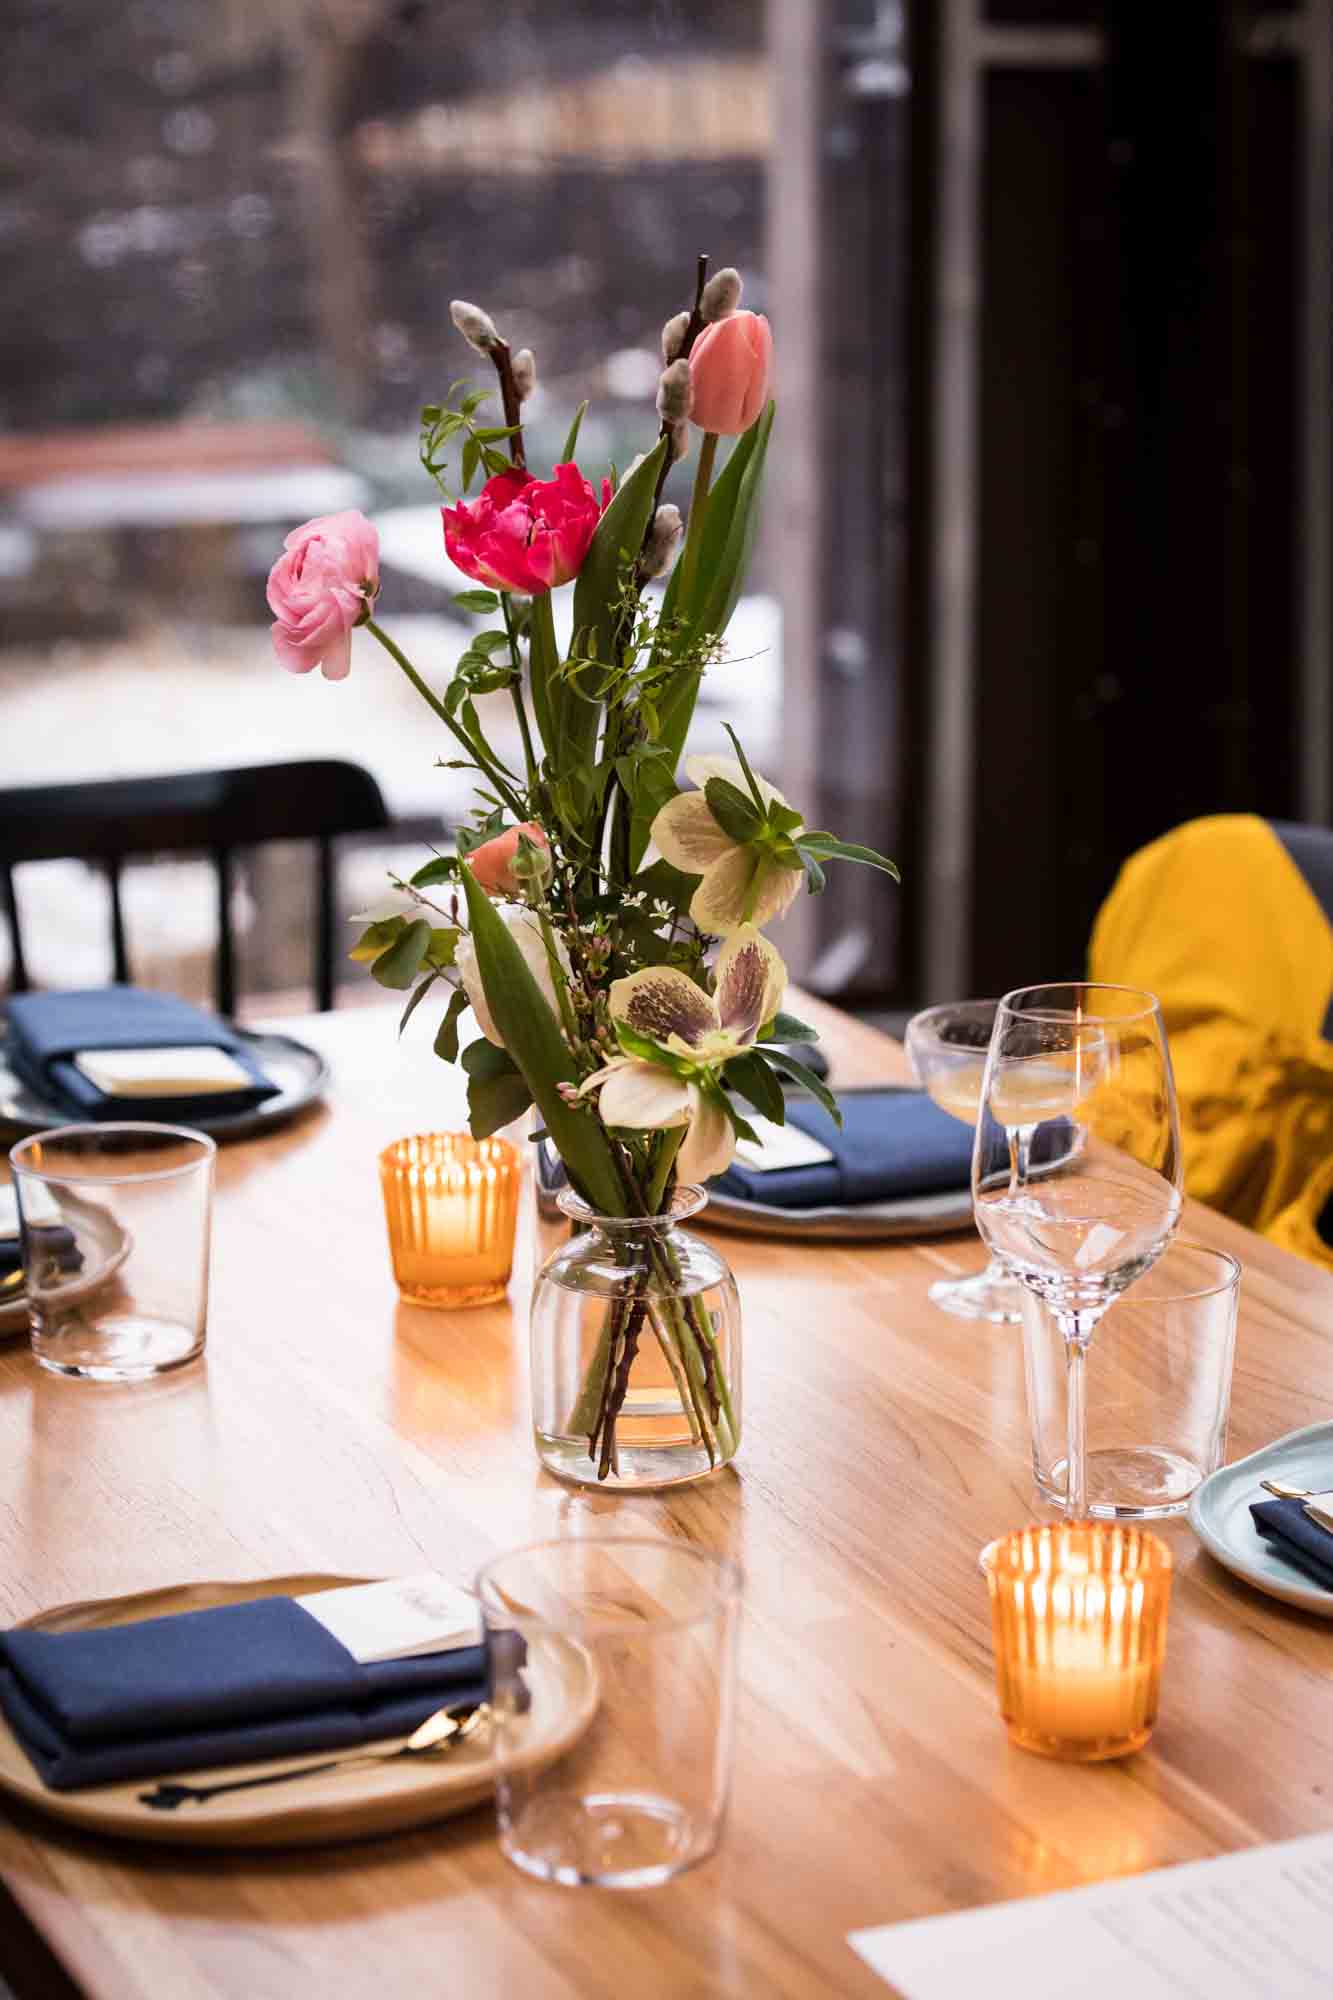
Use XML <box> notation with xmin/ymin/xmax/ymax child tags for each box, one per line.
<box><xmin>2</xmin><ymin>0</ymin><xmax>1329</xmax><ymax>1016</ymax></box>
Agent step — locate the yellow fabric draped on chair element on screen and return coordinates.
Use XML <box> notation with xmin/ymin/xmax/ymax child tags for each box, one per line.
<box><xmin>1089</xmin><ymin>814</ymin><xmax>1333</xmax><ymax>1271</ymax></box>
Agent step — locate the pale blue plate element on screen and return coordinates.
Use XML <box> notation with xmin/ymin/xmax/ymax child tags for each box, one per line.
<box><xmin>1188</xmin><ymin>1421</ymin><xmax>1333</xmax><ymax>1617</ymax></box>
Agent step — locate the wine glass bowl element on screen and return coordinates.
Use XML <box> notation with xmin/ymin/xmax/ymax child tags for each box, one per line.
<box><xmin>904</xmin><ymin>999</ymin><xmax>1024</xmax><ymax>1325</ymax></box>
<box><xmin>971</xmin><ymin>984</ymin><xmax>1183</xmax><ymax>1517</ymax></box>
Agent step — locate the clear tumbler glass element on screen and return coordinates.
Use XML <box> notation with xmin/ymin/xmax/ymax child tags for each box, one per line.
<box><xmin>476</xmin><ymin>1536</ymin><xmax>742</xmax><ymax>1889</ymax></box>
<box><xmin>1020</xmin><ymin>1239</ymin><xmax>1240</xmax><ymax>1516</ymax></box>
<box><xmin>9</xmin><ymin>1123</ymin><xmax>214</xmax><ymax>1381</ymax></box>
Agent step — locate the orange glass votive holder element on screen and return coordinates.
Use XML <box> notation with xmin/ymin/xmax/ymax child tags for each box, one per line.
<box><xmin>980</xmin><ymin>1522</ymin><xmax>1172</xmax><ymax>1762</ymax></box>
<box><xmin>379</xmin><ymin>1133</ymin><xmax>521</xmax><ymax>1309</ymax></box>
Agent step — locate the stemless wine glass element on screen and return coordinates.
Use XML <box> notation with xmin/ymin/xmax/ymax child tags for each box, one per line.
<box><xmin>971</xmin><ymin>984</ymin><xmax>1183</xmax><ymax>1517</ymax></box>
<box><xmin>905</xmin><ymin>999</ymin><xmax>1022</xmax><ymax>1323</ymax></box>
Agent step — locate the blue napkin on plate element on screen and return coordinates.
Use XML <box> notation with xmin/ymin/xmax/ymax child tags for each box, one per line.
<box><xmin>4</xmin><ymin>986</ymin><xmax>279</xmax><ymax>1121</ymax></box>
<box><xmin>1250</xmin><ymin>1498</ymin><xmax>1333</xmax><ymax>1590</ymax></box>
<box><xmin>0</xmin><ymin>1594</ymin><xmax>498</xmax><ymax>1790</ymax></box>
<box><xmin>712</xmin><ymin>1089</ymin><xmax>975</xmax><ymax>1209</ymax></box>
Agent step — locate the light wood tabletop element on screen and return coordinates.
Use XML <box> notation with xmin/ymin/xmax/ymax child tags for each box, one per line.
<box><xmin>1</xmin><ymin>993</ymin><xmax>1333</xmax><ymax>2000</ymax></box>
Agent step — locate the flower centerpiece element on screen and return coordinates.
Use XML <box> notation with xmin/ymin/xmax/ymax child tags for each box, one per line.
<box><xmin>269</xmin><ymin>255</ymin><xmax>898</xmax><ymax>1489</ymax></box>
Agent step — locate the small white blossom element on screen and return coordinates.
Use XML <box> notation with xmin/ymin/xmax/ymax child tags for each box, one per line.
<box><xmin>511</xmin><ymin>347</ymin><xmax>537</xmax><ymax>400</ymax></box>
<box><xmin>622</xmin><ymin>890</ymin><xmax>646</xmax><ymax>909</ymax></box>
<box><xmin>656</xmin><ymin>358</ymin><xmax>693</xmax><ymax>425</ymax></box>
<box><xmin>700</xmin><ymin>267</ymin><xmax>742</xmax><ymax>320</ymax></box>
<box><xmin>652</xmin><ymin>899</ymin><xmax>674</xmax><ymax>920</ymax></box>
<box><xmin>661</xmin><ymin>310</ymin><xmax>689</xmax><ymax>363</ymax></box>
<box><xmin>450</xmin><ymin>299</ymin><xmax>500</xmax><ymax>353</ymax></box>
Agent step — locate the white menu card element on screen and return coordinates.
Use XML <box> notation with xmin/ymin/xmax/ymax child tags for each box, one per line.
<box><xmin>850</xmin><ymin>1829</ymin><xmax>1333</xmax><ymax>1999</ymax></box>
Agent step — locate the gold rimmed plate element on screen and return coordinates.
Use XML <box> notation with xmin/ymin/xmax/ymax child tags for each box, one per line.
<box><xmin>0</xmin><ymin>1574</ymin><xmax>598</xmax><ymax>1847</ymax></box>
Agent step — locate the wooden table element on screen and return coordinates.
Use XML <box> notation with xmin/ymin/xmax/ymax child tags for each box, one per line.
<box><xmin>2</xmin><ymin>996</ymin><xmax>1333</xmax><ymax>2000</ymax></box>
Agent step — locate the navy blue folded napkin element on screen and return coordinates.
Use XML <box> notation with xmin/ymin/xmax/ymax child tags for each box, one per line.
<box><xmin>712</xmin><ymin>1089</ymin><xmax>975</xmax><ymax>1210</ymax></box>
<box><xmin>1250</xmin><ymin>1498</ymin><xmax>1333</xmax><ymax>1590</ymax></box>
<box><xmin>0</xmin><ymin>1594</ymin><xmax>498</xmax><ymax>1790</ymax></box>
<box><xmin>4</xmin><ymin>986</ymin><xmax>278</xmax><ymax>1121</ymax></box>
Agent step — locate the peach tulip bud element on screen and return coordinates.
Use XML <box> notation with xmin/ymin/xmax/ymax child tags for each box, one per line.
<box><xmin>656</xmin><ymin>358</ymin><xmax>693</xmax><ymax>425</ymax></box>
<box><xmin>450</xmin><ymin>299</ymin><xmax>500</xmax><ymax>354</ymax></box>
<box><xmin>641</xmin><ymin>503</ymin><xmax>683</xmax><ymax>580</ymax></box>
<box><xmin>687</xmin><ymin>310</ymin><xmax>772</xmax><ymax>436</ymax></box>
<box><xmin>511</xmin><ymin>347</ymin><xmax>537</xmax><ymax>400</ymax></box>
<box><xmin>467</xmin><ymin>822</ymin><xmax>551</xmax><ymax>898</ymax></box>
<box><xmin>700</xmin><ymin>267</ymin><xmax>742</xmax><ymax>321</ymax></box>
<box><xmin>661</xmin><ymin>310</ymin><xmax>690</xmax><ymax>364</ymax></box>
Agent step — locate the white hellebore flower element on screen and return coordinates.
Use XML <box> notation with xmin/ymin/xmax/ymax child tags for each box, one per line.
<box><xmin>650</xmin><ymin>754</ymin><xmax>804</xmax><ymax>934</ymax></box>
<box><xmin>455</xmin><ymin>904</ymin><xmax>570</xmax><ymax>1048</ymax></box>
<box><xmin>581</xmin><ymin>926</ymin><xmax>786</xmax><ymax>1183</ymax></box>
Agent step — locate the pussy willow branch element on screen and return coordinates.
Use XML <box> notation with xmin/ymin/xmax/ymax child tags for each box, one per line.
<box><xmin>486</xmin><ymin>340</ymin><xmax>527</xmax><ymax>470</ymax></box>
<box><xmin>637</xmin><ymin>251</ymin><xmax>711</xmax><ymax>571</ymax></box>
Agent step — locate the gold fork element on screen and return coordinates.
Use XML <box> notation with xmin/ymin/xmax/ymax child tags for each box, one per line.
<box><xmin>137</xmin><ymin>1701</ymin><xmax>491</xmax><ymax>1810</ymax></box>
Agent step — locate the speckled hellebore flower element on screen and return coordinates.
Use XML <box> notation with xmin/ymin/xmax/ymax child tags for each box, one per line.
<box><xmin>580</xmin><ymin>927</ymin><xmax>787</xmax><ymax>1182</ymax></box>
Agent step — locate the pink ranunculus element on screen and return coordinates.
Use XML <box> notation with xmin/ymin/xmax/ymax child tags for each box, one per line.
<box><xmin>267</xmin><ymin>510</ymin><xmax>380</xmax><ymax>681</ymax></box>
<box><xmin>442</xmin><ymin>462</ymin><xmax>607</xmax><ymax>597</ymax></box>
<box><xmin>687</xmin><ymin>310</ymin><xmax>773</xmax><ymax>437</ymax></box>
<box><xmin>468</xmin><ymin>821</ymin><xmax>551</xmax><ymax>897</ymax></box>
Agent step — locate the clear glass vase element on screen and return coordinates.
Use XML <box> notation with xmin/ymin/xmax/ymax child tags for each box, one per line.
<box><xmin>530</xmin><ymin>1186</ymin><xmax>741</xmax><ymax>1491</ymax></box>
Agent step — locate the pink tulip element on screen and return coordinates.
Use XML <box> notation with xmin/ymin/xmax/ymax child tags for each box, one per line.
<box><xmin>467</xmin><ymin>821</ymin><xmax>551</xmax><ymax>897</ymax></box>
<box><xmin>443</xmin><ymin>462</ymin><xmax>607</xmax><ymax>597</ymax></box>
<box><xmin>687</xmin><ymin>311</ymin><xmax>773</xmax><ymax>437</ymax></box>
<box><xmin>267</xmin><ymin>510</ymin><xmax>380</xmax><ymax>681</ymax></box>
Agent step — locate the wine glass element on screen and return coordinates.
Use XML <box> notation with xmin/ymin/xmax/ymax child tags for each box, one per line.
<box><xmin>971</xmin><ymin>983</ymin><xmax>1183</xmax><ymax>1517</ymax></box>
<box><xmin>904</xmin><ymin>1000</ymin><xmax>1023</xmax><ymax>1324</ymax></box>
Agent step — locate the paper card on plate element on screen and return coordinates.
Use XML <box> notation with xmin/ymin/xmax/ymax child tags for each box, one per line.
<box><xmin>849</xmin><ymin>1828</ymin><xmax>1333</xmax><ymax>1999</ymax></box>
<box><xmin>296</xmin><ymin>1574</ymin><xmax>479</xmax><ymax>1665</ymax></box>
<box><xmin>73</xmin><ymin>1047</ymin><xmax>255</xmax><ymax>1097</ymax></box>
<box><xmin>0</xmin><ymin>1181</ymin><xmax>62</xmax><ymax>1240</ymax></box>
<box><xmin>732</xmin><ymin>1114</ymin><xmax>835</xmax><ymax>1173</ymax></box>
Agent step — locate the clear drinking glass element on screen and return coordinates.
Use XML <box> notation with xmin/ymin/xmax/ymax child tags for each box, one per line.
<box><xmin>972</xmin><ymin>984</ymin><xmax>1183</xmax><ymax>1518</ymax></box>
<box><xmin>9</xmin><ymin>1123</ymin><xmax>215</xmax><ymax>1381</ymax></box>
<box><xmin>476</xmin><ymin>1537</ymin><xmax>742</xmax><ymax>1889</ymax></box>
<box><xmin>1021</xmin><ymin>1240</ymin><xmax>1239</xmax><ymax>1516</ymax></box>
<box><xmin>905</xmin><ymin>999</ymin><xmax>1023</xmax><ymax>1323</ymax></box>
<box><xmin>530</xmin><ymin>1187</ymin><xmax>741</xmax><ymax>1491</ymax></box>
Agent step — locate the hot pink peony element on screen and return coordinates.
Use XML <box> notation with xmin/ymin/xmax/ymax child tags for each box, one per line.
<box><xmin>267</xmin><ymin>510</ymin><xmax>380</xmax><ymax>681</ymax></box>
<box><xmin>467</xmin><ymin>821</ymin><xmax>551</xmax><ymax>897</ymax></box>
<box><xmin>443</xmin><ymin>462</ymin><xmax>608</xmax><ymax>596</ymax></box>
<box><xmin>687</xmin><ymin>311</ymin><xmax>773</xmax><ymax>437</ymax></box>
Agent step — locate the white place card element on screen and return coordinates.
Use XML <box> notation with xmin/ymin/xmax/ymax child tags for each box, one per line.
<box><xmin>0</xmin><ymin>1181</ymin><xmax>62</xmax><ymax>1238</ymax></box>
<box><xmin>732</xmin><ymin>1113</ymin><xmax>835</xmax><ymax>1172</ymax></box>
<box><xmin>296</xmin><ymin>1573</ymin><xmax>479</xmax><ymax>1665</ymax></box>
<box><xmin>850</xmin><ymin>1831</ymin><xmax>1333</xmax><ymax>1999</ymax></box>
<box><xmin>73</xmin><ymin>1046</ymin><xmax>255</xmax><ymax>1096</ymax></box>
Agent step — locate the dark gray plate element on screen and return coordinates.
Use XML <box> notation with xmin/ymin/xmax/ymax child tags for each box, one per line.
<box><xmin>0</xmin><ymin>1027</ymin><xmax>330</xmax><ymax>1145</ymax></box>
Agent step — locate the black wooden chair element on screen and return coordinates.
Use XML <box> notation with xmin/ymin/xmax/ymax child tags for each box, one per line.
<box><xmin>0</xmin><ymin>760</ymin><xmax>394</xmax><ymax>1014</ymax></box>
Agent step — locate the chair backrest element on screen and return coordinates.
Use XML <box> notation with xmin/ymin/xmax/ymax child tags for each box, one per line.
<box><xmin>0</xmin><ymin>760</ymin><xmax>392</xmax><ymax>1014</ymax></box>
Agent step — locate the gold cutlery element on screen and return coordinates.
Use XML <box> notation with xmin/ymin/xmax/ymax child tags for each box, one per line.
<box><xmin>0</xmin><ymin>1269</ymin><xmax>25</xmax><ymax>1299</ymax></box>
<box><xmin>1260</xmin><ymin>1478</ymin><xmax>1327</xmax><ymax>1500</ymax></box>
<box><xmin>137</xmin><ymin>1700</ymin><xmax>491</xmax><ymax>1810</ymax></box>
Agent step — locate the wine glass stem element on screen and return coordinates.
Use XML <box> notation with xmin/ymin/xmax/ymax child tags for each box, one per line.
<box><xmin>1065</xmin><ymin>1338</ymin><xmax>1088</xmax><ymax>1517</ymax></box>
<box><xmin>1053</xmin><ymin>1307</ymin><xmax>1101</xmax><ymax>1520</ymax></box>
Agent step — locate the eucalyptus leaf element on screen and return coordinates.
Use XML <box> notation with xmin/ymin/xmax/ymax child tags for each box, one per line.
<box><xmin>462</xmin><ymin>1039</ymin><xmax>534</xmax><ymax>1137</ymax></box>
<box><xmin>371</xmin><ymin>918</ymin><xmax>432</xmax><ymax>990</ymax></box>
<box><xmin>399</xmin><ymin>970</ymin><xmax>441</xmax><ymax>1036</ymax></box>
<box><xmin>761</xmin><ymin>1010</ymin><xmax>821</xmax><ymax>1045</ymax></box>
<box><xmin>453</xmin><ymin>589</ymin><xmax>499</xmax><ymax>613</ymax></box>
<box><xmin>433</xmin><ymin>986</ymin><xmax>468</xmax><ymax>1063</ymax></box>
<box><xmin>410</xmin><ymin>855</ymin><xmax>456</xmax><ymax>888</ymax></box>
